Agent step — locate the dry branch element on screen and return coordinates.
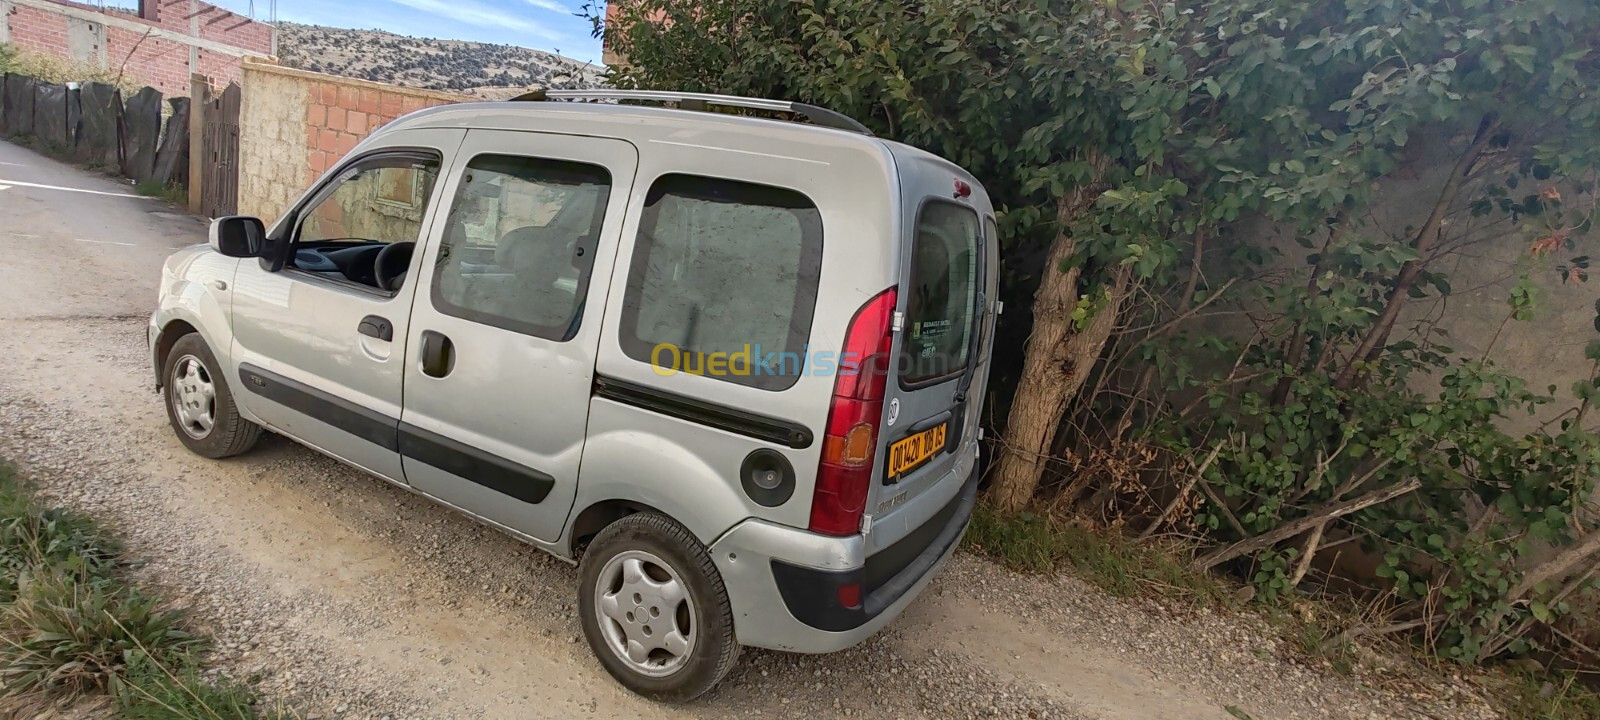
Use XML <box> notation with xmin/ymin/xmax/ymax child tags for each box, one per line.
<box><xmin>1195</xmin><ymin>478</ymin><xmax>1422</xmax><ymax>571</ymax></box>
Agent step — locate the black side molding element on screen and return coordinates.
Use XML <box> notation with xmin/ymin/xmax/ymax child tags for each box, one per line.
<box><xmin>236</xmin><ymin>364</ymin><xmax>552</xmax><ymax>504</ymax></box>
<box><xmin>593</xmin><ymin>375</ymin><xmax>813</xmax><ymax>449</ymax></box>
<box><xmin>399</xmin><ymin>423</ymin><xmax>554</xmax><ymax>505</ymax></box>
<box><xmin>238</xmin><ymin>363</ymin><xmax>399</xmax><ymax>451</ymax></box>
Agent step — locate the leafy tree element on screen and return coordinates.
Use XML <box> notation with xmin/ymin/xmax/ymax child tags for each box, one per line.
<box><xmin>595</xmin><ymin>0</ymin><xmax>1600</xmax><ymax>665</ymax></box>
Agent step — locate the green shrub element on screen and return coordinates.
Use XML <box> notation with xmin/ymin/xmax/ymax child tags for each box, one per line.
<box><xmin>0</xmin><ymin>42</ymin><xmax>145</xmax><ymax>95</ymax></box>
<box><xmin>0</xmin><ymin>466</ymin><xmax>119</xmax><ymax>603</ymax></box>
<box><xmin>0</xmin><ymin>570</ymin><xmax>199</xmax><ymax>701</ymax></box>
<box><xmin>0</xmin><ymin>462</ymin><xmax>281</xmax><ymax>718</ymax></box>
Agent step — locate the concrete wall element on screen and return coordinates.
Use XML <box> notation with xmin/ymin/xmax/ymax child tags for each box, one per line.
<box><xmin>238</xmin><ymin>61</ymin><xmax>467</xmax><ymax>224</ymax></box>
<box><xmin>1</xmin><ymin>0</ymin><xmax>273</xmax><ymax>95</ymax></box>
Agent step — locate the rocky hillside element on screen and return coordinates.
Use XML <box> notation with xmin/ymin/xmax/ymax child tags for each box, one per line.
<box><xmin>275</xmin><ymin>22</ymin><xmax>603</xmax><ymax>99</ymax></box>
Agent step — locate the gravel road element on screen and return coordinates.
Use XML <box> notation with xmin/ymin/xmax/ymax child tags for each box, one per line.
<box><xmin>0</xmin><ymin>140</ymin><xmax>1503</xmax><ymax>720</ymax></box>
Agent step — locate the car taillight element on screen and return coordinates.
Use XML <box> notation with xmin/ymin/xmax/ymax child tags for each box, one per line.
<box><xmin>809</xmin><ymin>287</ymin><xmax>897</xmax><ymax>536</ymax></box>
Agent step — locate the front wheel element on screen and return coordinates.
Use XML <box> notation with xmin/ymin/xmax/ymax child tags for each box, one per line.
<box><xmin>578</xmin><ymin>513</ymin><xmax>740</xmax><ymax>702</ymax></box>
<box><xmin>163</xmin><ymin>333</ymin><xmax>262</xmax><ymax>459</ymax></box>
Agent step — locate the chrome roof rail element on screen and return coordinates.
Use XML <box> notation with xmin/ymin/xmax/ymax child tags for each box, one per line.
<box><xmin>511</xmin><ymin>89</ymin><xmax>874</xmax><ymax>136</ymax></box>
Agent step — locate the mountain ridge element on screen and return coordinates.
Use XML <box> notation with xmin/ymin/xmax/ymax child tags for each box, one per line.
<box><xmin>275</xmin><ymin>22</ymin><xmax>603</xmax><ymax>99</ymax></box>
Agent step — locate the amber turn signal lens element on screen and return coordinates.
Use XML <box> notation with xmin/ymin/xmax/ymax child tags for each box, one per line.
<box><xmin>823</xmin><ymin>423</ymin><xmax>876</xmax><ymax>468</ymax></box>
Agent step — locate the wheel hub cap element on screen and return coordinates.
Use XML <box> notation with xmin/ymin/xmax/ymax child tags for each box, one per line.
<box><xmin>594</xmin><ymin>550</ymin><xmax>696</xmax><ymax>677</ymax></box>
<box><xmin>170</xmin><ymin>355</ymin><xmax>217</xmax><ymax>440</ymax></box>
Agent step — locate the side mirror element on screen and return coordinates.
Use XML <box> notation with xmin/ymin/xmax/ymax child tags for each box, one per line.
<box><xmin>209</xmin><ymin>216</ymin><xmax>265</xmax><ymax>258</ymax></box>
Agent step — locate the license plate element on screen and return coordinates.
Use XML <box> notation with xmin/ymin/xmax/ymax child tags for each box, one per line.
<box><xmin>887</xmin><ymin>422</ymin><xmax>949</xmax><ymax>480</ymax></box>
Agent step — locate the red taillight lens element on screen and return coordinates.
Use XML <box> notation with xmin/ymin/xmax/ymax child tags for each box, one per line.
<box><xmin>809</xmin><ymin>287</ymin><xmax>898</xmax><ymax>536</ymax></box>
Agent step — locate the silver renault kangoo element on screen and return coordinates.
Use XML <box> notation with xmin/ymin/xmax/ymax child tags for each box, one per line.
<box><xmin>151</xmin><ymin>90</ymin><xmax>997</xmax><ymax>701</ymax></box>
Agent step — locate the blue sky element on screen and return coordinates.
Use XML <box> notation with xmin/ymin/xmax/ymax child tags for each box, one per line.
<box><xmin>205</xmin><ymin>0</ymin><xmax>605</xmax><ymax>64</ymax></box>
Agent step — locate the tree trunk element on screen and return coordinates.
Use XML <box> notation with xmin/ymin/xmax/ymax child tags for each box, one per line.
<box><xmin>986</xmin><ymin>153</ymin><xmax>1118</xmax><ymax>513</ymax></box>
<box><xmin>1333</xmin><ymin>115</ymin><xmax>1497</xmax><ymax>389</ymax></box>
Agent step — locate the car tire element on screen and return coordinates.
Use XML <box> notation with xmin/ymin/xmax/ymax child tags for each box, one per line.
<box><xmin>162</xmin><ymin>333</ymin><xmax>262</xmax><ymax>459</ymax></box>
<box><xmin>578</xmin><ymin>512</ymin><xmax>740</xmax><ymax>702</ymax></box>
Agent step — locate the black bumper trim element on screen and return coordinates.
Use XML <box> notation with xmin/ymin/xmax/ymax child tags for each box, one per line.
<box><xmin>772</xmin><ymin>468</ymin><xmax>978</xmax><ymax>632</ymax></box>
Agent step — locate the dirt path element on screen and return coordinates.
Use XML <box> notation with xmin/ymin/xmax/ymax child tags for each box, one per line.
<box><xmin>0</xmin><ymin>140</ymin><xmax>1501</xmax><ymax>720</ymax></box>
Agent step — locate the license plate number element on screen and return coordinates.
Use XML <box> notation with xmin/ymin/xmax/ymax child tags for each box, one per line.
<box><xmin>887</xmin><ymin>422</ymin><xmax>949</xmax><ymax>480</ymax></box>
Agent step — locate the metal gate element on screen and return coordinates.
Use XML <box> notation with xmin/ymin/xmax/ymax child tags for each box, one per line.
<box><xmin>195</xmin><ymin>80</ymin><xmax>241</xmax><ymax>219</ymax></box>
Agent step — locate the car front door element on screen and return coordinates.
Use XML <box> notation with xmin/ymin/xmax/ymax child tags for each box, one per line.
<box><xmin>398</xmin><ymin>129</ymin><xmax>638</xmax><ymax>542</ymax></box>
<box><xmin>230</xmin><ymin>128</ymin><xmax>463</xmax><ymax>481</ymax></box>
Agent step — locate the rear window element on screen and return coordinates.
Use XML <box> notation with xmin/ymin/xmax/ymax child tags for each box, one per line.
<box><xmin>618</xmin><ymin>174</ymin><xmax>823</xmax><ymax>391</ymax></box>
<box><xmin>901</xmin><ymin>201</ymin><xmax>979</xmax><ymax>385</ymax></box>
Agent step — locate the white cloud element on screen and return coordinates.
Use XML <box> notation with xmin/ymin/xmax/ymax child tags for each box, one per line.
<box><xmin>520</xmin><ymin>0</ymin><xmax>573</xmax><ymax>13</ymax></box>
<box><xmin>387</xmin><ymin>0</ymin><xmax>561</xmax><ymax>40</ymax></box>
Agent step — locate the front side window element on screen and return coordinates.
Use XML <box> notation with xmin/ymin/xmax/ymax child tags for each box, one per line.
<box><xmin>901</xmin><ymin>201</ymin><xmax>979</xmax><ymax>385</ymax></box>
<box><xmin>432</xmin><ymin>154</ymin><xmax>612</xmax><ymax>341</ymax></box>
<box><xmin>289</xmin><ymin>153</ymin><xmax>441</xmax><ymax>292</ymax></box>
<box><xmin>618</xmin><ymin>174</ymin><xmax>823</xmax><ymax>391</ymax></box>
<box><xmin>298</xmin><ymin>156</ymin><xmax>438</xmax><ymax>246</ymax></box>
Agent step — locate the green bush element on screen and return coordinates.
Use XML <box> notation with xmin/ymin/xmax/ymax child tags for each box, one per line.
<box><xmin>596</xmin><ymin>0</ymin><xmax>1600</xmax><ymax>685</ymax></box>
<box><xmin>0</xmin><ymin>570</ymin><xmax>199</xmax><ymax>701</ymax></box>
<box><xmin>0</xmin><ymin>470</ymin><xmax>119</xmax><ymax>604</ymax></box>
<box><xmin>0</xmin><ymin>42</ymin><xmax>146</xmax><ymax>95</ymax></box>
<box><xmin>0</xmin><ymin>463</ymin><xmax>279</xmax><ymax>718</ymax></box>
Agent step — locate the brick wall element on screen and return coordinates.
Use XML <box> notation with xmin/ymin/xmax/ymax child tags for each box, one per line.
<box><xmin>1</xmin><ymin>0</ymin><xmax>272</xmax><ymax>96</ymax></box>
<box><xmin>239</xmin><ymin>61</ymin><xmax>468</xmax><ymax>223</ymax></box>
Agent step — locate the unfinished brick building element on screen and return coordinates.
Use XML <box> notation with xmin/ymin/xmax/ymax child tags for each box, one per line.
<box><xmin>0</xmin><ymin>0</ymin><xmax>274</xmax><ymax>95</ymax></box>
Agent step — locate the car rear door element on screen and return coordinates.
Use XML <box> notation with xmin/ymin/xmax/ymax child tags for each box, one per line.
<box><xmin>864</xmin><ymin>159</ymin><xmax>993</xmax><ymax>543</ymax></box>
<box><xmin>397</xmin><ymin>129</ymin><xmax>638</xmax><ymax>543</ymax></box>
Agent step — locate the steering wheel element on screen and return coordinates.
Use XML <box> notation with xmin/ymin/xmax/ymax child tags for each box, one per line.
<box><xmin>374</xmin><ymin>241</ymin><xmax>416</xmax><ymax>292</ymax></box>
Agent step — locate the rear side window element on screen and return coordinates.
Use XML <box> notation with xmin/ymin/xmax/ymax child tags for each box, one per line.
<box><xmin>432</xmin><ymin>154</ymin><xmax>612</xmax><ymax>341</ymax></box>
<box><xmin>618</xmin><ymin>174</ymin><xmax>823</xmax><ymax>391</ymax></box>
<box><xmin>901</xmin><ymin>201</ymin><xmax>979</xmax><ymax>385</ymax></box>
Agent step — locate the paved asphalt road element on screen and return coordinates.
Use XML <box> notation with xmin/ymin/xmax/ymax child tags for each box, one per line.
<box><xmin>0</xmin><ymin>140</ymin><xmax>203</xmax><ymax>320</ymax></box>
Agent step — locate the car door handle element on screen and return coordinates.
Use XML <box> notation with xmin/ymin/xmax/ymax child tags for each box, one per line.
<box><xmin>357</xmin><ymin>315</ymin><xmax>393</xmax><ymax>342</ymax></box>
<box><xmin>420</xmin><ymin>330</ymin><xmax>454</xmax><ymax>378</ymax></box>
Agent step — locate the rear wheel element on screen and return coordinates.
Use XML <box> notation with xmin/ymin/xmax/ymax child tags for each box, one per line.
<box><xmin>163</xmin><ymin>333</ymin><xmax>261</xmax><ymax>459</ymax></box>
<box><xmin>578</xmin><ymin>513</ymin><xmax>740</xmax><ymax>702</ymax></box>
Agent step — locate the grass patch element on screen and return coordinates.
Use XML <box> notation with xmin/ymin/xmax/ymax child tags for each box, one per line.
<box><xmin>964</xmin><ymin>501</ymin><xmax>1600</xmax><ymax>717</ymax></box>
<box><xmin>115</xmin><ymin>653</ymin><xmax>291</xmax><ymax>720</ymax></box>
<box><xmin>0</xmin><ymin>463</ymin><xmax>288</xmax><ymax>718</ymax></box>
<box><xmin>136</xmin><ymin>180</ymin><xmax>189</xmax><ymax>206</ymax></box>
<box><xmin>1267</xmin><ymin>604</ymin><xmax>1358</xmax><ymax>676</ymax></box>
<box><xmin>1495</xmin><ymin>670</ymin><xmax>1600</xmax><ymax>720</ymax></box>
<box><xmin>963</xmin><ymin>503</ymin><xmax>1235</xmax><ymax>607</ymax></box>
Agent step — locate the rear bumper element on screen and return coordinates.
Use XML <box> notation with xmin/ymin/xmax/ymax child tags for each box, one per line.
<box><xmin>709</xmin><ymin>467</ymin><xmax>977</xmax><ymax>653</ymax></box>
